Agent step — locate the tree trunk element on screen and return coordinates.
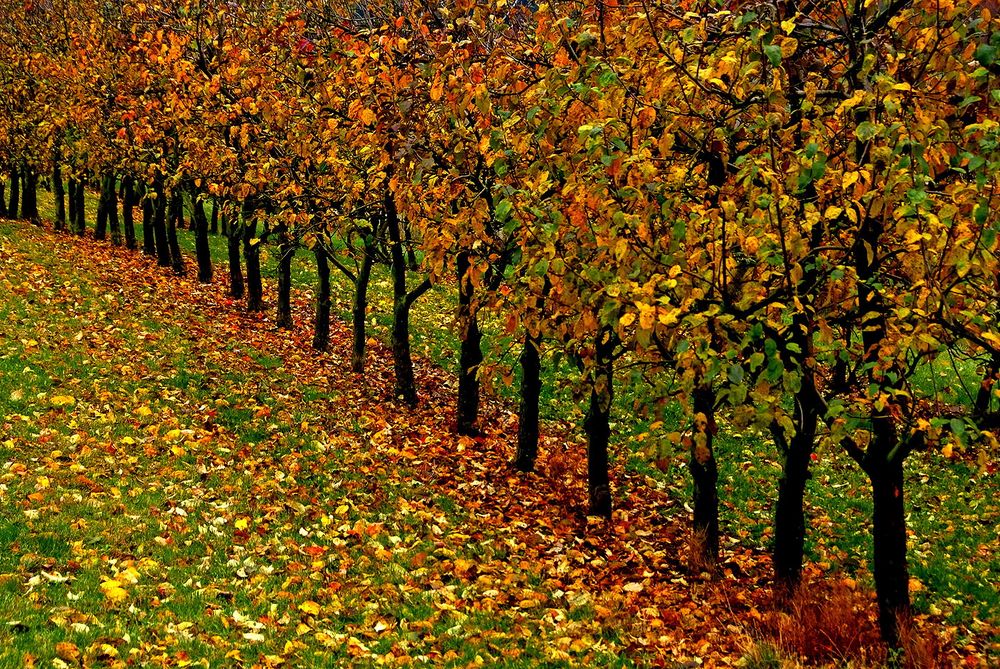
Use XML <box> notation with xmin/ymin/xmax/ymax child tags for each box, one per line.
<box><xmin>67</xmin><ymin>178</ymin><xmax>78</xmax><ymax>233</ymax></box>
<box><xmin>52</xmin><ymin>159</ymin><xmax>66</xmax><ymax>231</ymax></box>
<box><xmin>514</xmin><ymin>333</ymin><xmax>542</xmax><ymax>472</ymax></box>
<box><xmin>870</xmin><ymin>459</ymin><xmax>910</xmax><ymax>647</ymax></box>
<box><xmin>21</xmin><ymin>166</ymin><xmax>39</xmax><ymax>223</ymax></box>
<box><xmin>142</xmin><ymin>184</ymin><xmax>157</xmax><ymax>256</ymax></box>
<box><xmin>386</xmin><ymin>187</ymin><xmax>421</xmax><ymax>406</ymax></box>
<box><xmin>74</xmin><ymin>176</ymin><xmax>86</xmax><ymax>235</ymax></box>
<box><xmin>153</xmin><ymin>183</ymin><xmax>171</xmax><ymax>267</ymax></box>
<box><xmin>8</xmin><ymin>165</ymin><xmax>19</xmax><ymax>219</ymax></box>
<box><xmin>456</xmin><ymin>251</ymin><xmax>483</xmax><ymax>435</ymax></box>
<box><xmin>276</xmin><ymin>234</ymin><xmax>294</xmax><ymax>328</ymax></box>
<box><xmin>312</xmin><ymin>246</ymin><xmax>331</xmax><ymax>351</ymax></box>
<box><xmin>167</xmin><ymin>192</ymin><xmax>185</xmax><ymax>275</ymax></box>
<box><xmin>351</xmin><ymin>244</ymin><xmax>375</xmax><ymax>372</ymax></box>
<box><xmin>95</xmin><ymin>173</ymin><xmax>109</xmax><ymax>241</ymax></box>
<box><xmin>773</xmin><ymin>432</ymin><xmax>813</xmax><ymax>595</ymax></box>
<box><xmin>0</xmin><ymin>180</ymin><xmax>6</xmax><ymax>218</ymax></box>
<box><xmin>121</xmin><ymin>176</ymin><xmax>137</xmax><ymax>250</ymax></box>
<box><xmin>226</xmin><ymin>209</ymin><xmax>244</xmax><ymax>298</ymax></box>
<box><xmin>583</xmin><ymin>329</ymin><xmax>614</xmax><ymax>518</ymax></box>
<box><xmin>190</xmin><ymin>185</ymin><xmax>212</xmax><ymax>283</ymax></box>
<box><xmin>691</xmin><ymin>384</ymin><xmax>719</xmax><ymax>565</ymax></box>
<box><xmin>242</xmin><ymin>207</ymin><xmax>264</xmax><ymax>311</ymax></box>
<box><xmin>105</xmin><ymin>174</ymin><xmax>121</xmax><ymax>245</ymax></box>
<box><xmin>210</xmin><ymin>199</ymin><xmax>219</xmax><ymax>235</ymax></box>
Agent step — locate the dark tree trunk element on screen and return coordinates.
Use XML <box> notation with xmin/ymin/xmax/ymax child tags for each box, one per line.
<box><xmin>21</xmin><ymin>166</ymin><xmax>39</xmax><ymax>223</ymax></box>
<box><xmin>456</xmin><ymin>251</ymin><xmax>483</xmax><ymax>435</ymax></box>
<box><xmin>514</xmin><ymin>333</ymin><xmax>542</xmax><ymax>472</ymax></box>
<box><xmin>8</xmin><ymin>166</ymin><xmax>19</xmax><ymax>219</ymax></box>
<box><xmin>276</xmin><ymin>235</ymin><xmax>294</xmax><ymax>328</ymax></box>
<box><xmin>153</xmin><ymin>183</ymin><xmax>171</xmax><ymax>267</ymax></box>
<box><xmin>386</xmin><ymin>187</ymin><xmax>428</xmax><ymax>406</ymax></box>
<box><xmin>242</xmin><ymin>207</ymin><xmax>264</xmax><ymax>311</ymax></box>
<box><xmin>313</xmin><ymin>246</ymin><xmax>331</xmax><ymax>351</ymax></box>
<box><xmin>121</xmin><ymin>176</ymin><xmax>137</xmax><ymax>250</ymax></box>
<box><xmin>74</xmin><ymin>175</ymin><xmax>86</xmax><ymax>235</ymax></box>
<box><xmin>226</xmin><ymin>210</ymin><xmax>244</xmax><ymax>298</ymax></box>
<box><xmin>773</xmin><ymin>429</ymin><xmax>814</xmax><ymax>595</ymax></box>
<box><xmin>0</xmin><ymin>180</ymin><xmax>6</xmax><ymax>218</ymax></box>
<box><xmin>167</xmin><ymin>192</ymin><xmax>185</xmax><ymax>275</ymax></box>
<box><xmin>870</xmin><ymin>458</ymin><xmax>910</xmax><ymax>647</ymax></box>
<box><xmin>210</xmin><ymin>199</ymin><xmax>219</xmax><ymax>235</ymax></box>
<box><xmin>691</xmin><ymin>384</ymin><xmax>719</xmax><ymax>565</ymax></box>
<box><xmin>95</xmin><ymin>173</ymin><xmax>109</xmax><ymax>241</ymax></box>
<box><xmin>190</xmin><ymin>185</ymin><xmax>212</xmax><ymax>283</ymax></box>
<box><xmin>52</xmin><ymin>160</ymin><xmax>66</xmax><ymax>231</ymax></box>
<box><xmin>351</xmin><ymin>243</ymin><xmax>375</xmax><ymax>373</ymax></box>
<box><xmin>403</xmin><ymin>217</ymin><xmax>419</xmax><ymax>271</ymax></box>
<box><xmin>68</xmin><ymin>178</ymin><xmax>78</xmax><ymax>233</ymax></box>
<box><xmin>142</xmin><ymin>184</ymin><xmax>157</xmax><ymax>256</ymax></box>
<box><xmin>583</xmin><ymin>329</ymin><xmax>614</xmax><ymax>518</ymax></box>
<box><xmin>105</xmin><ymin>174</ymin><xmax>121</xmax><ymax>245</ymax></box>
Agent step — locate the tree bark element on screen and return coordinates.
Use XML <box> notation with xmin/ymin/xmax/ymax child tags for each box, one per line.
<box><xmin>351</xmin><ymin>243</ymin><xmax>375</xmax><ymax>372</ymax></box>
<box><xmin>691</xmin><ymin>384</ymin><xmax>719</xmax><ymax>565</ymax></box>
<box><xmin>870</xmin><ymin>459</ymin><xmax>910</xmax><ymax>647</ymax></box>
<box><xmin>0</xmin><ymin>180</ymin><xmax>6</xmax><ymax>218</ymax></box>
<box><xmin>210</xmin><ymin>199</ymin><xmax>219</xmax><ymax>235</ymax></box>
<box><xmin>167</xmin><ymin>192</ymin><xmax>185</xmax><ymax>275</ymax></box>
<box><xmin>8</xmin><ymin>165</ymin><xmax>19</xmax><ymax>219</ymax></box>
<box><xmin>52</xmin><ymin>159</ymin><xmax>66</xmax><ymax>231</ymax></box>
<box><xmin>73</xmin><ymin>176</ymin><xmax>86</xmax><ymax>235</ymax></box>
<box><xmin>142</xmin><ymin>183</ymin><xmax>157</xmax><ymax>256</ymax></box>
<box><xmin>583</xmin><ymin>329</ymin><xmax>614</xmax><ymax>518</ymax></box>
<box><xmin>21</xmin><ymin>165</ymin><xmax>39</xmax><ymax>223</ymax></box>
<box><xmin>95</xmin><ymin>173</ymin><xmax>109</xmax><ymax>241</ymax></box>
<box><xmin>386</xmin><ymin>187</ymin><xmax>428</xmax><ymax>406</ymax></box>
<box><xmin>121</xmin><ymin>176</ymin><xmax>137</xmax><ymax>250</ymax></box>
<box><xmin>514</xmin><ymin>333</ymin><xmax>542</xmax><ymax>472</ymax></box>
<box><xmin>190</xmin><ymin>184</ymin><xmax>212</xmax><ymax>282</ymax></box>
<box><xmin>276</xmin><ymin>234</ymin><xmax>294</xmax><ymax>328</ymax></box>
<box><xmin>226</xmin><ymin>209</ymin><xmax>244</xmax><ymax>298</ymax></box>
<box><xmin>242</xmin><ymin>204</ymin><xmax>264</xmax><ymax>311</ymax></box>
<box><xmin>313</xmin><ymin>245</ymin><xmax>331</xmax><ymax>351</ymax></box>
<box><xmin>153</xmin><ymin>182</ymin><xmax>171</xmax><ymax>267</ymax></box>
<box><xmin>456</xmin><ymin>251</ymin><xmax>483</xmax><ymax>435</ymax></box>
<box><xmin>773</xmin><ymin>430</ymin><xmax>814</xmax><ymax>595</ymax></box>
<box><xmin>105</xmin><ymin>174</ymin><xmax>121</xmax><ymax>245</ymax></box>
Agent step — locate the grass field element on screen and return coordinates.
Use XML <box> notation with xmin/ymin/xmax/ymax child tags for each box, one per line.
<box><xmin>0</xmin><ymin>186</ymin><xmax>996</xmax><ymax>666</ymax></box>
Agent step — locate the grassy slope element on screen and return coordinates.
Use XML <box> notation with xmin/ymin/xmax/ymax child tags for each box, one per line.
<box><xmin>0</xmin><ymin>184</ymin><xmax>996</xmax><ymax>665</ymax></box>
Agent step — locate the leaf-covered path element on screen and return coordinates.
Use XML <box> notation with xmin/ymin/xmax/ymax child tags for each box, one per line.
<box><xmin>0</xmin><ymin>223</ymin><xmax>994</xmax><ymax>667</ymax></box>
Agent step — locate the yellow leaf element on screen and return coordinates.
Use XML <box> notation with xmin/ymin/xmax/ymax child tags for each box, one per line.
<box><xmin>51</xmin><ymin>395</ymin><xmax>76</xmax><ymax>407</ymax></box>
<box><xmin>100</xmin><ymin>580</ymin><xmax>128</xmax><ymax>603</ymax></box>
<box><xmin>165</xmin><ymin>429</ymin><xmax>182</xmax><ymax>440</ymax></box>
<box><xmin>824</xmin><ymin>206</ymin><xmax>843</xmax><ymax>220</ymax></box>
<box><xmin>299</xmin><ymin>600</ymin><xmax>321</xmax><ymax>615</ymax></box>
<box><xmin>619</xmin><ymin>312</ymin><xmax>636</xmax><ymax>327</ymax></box>
<box><xmin>136</xmin><ymin>406</ymin><xmax>152</xmax><ymax>417</ymax></box>
<box><xmin>360</xmin><ymin>109</ymin><xmax>376</xmax><ymax>125</ymax></box>
<box><xmin>234</xmin><ymin>518</ymin><xmax>249</xmax><ymax>530</ymax></box>
<box><xmin>941</xmin><ymin>443</ymin><xmax>954</xmax><ymax>458</ymax></box>
<box><xmin>335</xmin><ymin>504</ymin><xmax>349</xmax><ymax>516</ymax></box>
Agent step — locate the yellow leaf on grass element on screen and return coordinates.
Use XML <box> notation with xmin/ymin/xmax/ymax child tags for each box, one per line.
<box><xmin>100</xmin><ymin>580</ymin><xmax>128</xmax><ymax>603</ymax></box>
<box><xmin>299</xmin><ymin>600</ymin><xmax>321</xmax><ymax>615</ymax></box>
<box><xmin>136</xmin><ymin>406</ymin><xmax>152</xmax><ymax>417</ymax></box>
<box><xmin>51</xmin><ymin>395</ymin><xmax>76</xmax><ymax>407</ymax></box>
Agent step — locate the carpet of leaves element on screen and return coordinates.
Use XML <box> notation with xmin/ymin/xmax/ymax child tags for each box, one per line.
<box><xmin>0</xmin><ymin>222</ymin><xmax>995</xmax><ymax>668</ymax></box>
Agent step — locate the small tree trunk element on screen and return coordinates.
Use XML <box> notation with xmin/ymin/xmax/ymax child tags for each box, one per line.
<box><xmin>21</xmin><ymin>166</ymin><xmax>39</xmax><ymax>223</ymax></box>
<box><xmin>456</xmin><ymin>251</ymin><xmax>483</xmax><ymax>435</ymax></box>
<box><xmin>68</xmin><ymin>178</ymin><xmax>78</xmax><ymax>233</ymax></box>
<box><xmin>583</xmin><ymin>329</ymin><xmax>614</xmax><ymax>518</ymax></box>
<box><xmin>276</xmin><ymin>234</ymin><xmax>294</xmax><ymax>328</ymax></box>
<box><xmin>313</xmin><ymin>246</ymin><xmax>331</xmax><ymax>351</ymax></box>
<box><xmin>53</xmin><ymin>160</ymin><xmax>66</xmax><ymax>231</ymax></box>
<box><xmin>121</xmin><ymin>176</ymin><xmax>137</xmax><ymax>250</ymax></box>
<box><xmin>0</xmin><ymin>180</ymin><xmax>6</xmax><ymax>218</ymax></box>
<box><xmin>106</xmin><ymin>174</ymin><xmax>121</xmax><ymax>245</ymax></box>
<box><xmin>8</xmin><ymin>165</ymin><xmax>19</xmax><ymax>219</ymax></box>
<box><xmin>514</xmin><ymin>333</ymin><xmax>542</xmax><ymax>472</ymax></box>
<box><xmin>242</xmin><ymin>207</ymin><xmax>264</xmax><ymax>311</ymax></box>
<box><xmin>153</xmin><ymin>183</ymin><xmax>171</xmax><ymax>267</ymax></box>
<box><xmin>94</xmin><ymin>173</ymin><xmax>109</xmax><ymax>241</ymax></box>
<box><xmin>142</xmin><ymin>184</ymin><xmax>157</xmax><ymax>256</ymax></box>
<box><xmin>351</xmin><ymin>243</ymin><xmax>375</xmax><ymax>372</ymax></box>
<box><xmin>190</xmin><ymin>185</ymin><xmax>212</xmax><ymax>283</ymax></box>
<box><xmin>386</xmin><ymin>187</ymin><xmax>422</xmax><ymax>405</ymax></box>
<box><xmin>74</xmin><ymin>176</ymin><xmax>87</xmax><ymax>235</ymax></box>
<box><xmin>167</xmin><ymin>192</ymin><xmax>185</xmax><ymax>275</ymax></box>
<box><xmin>691</xmin><ymin>384</ymin><xmax>719</xmax><ymax>565</ymax></box>
<box><xmin>773</xmin><ymin>433</ymin><xmax>813</xmax><ymax>595</ymax></box>
<box><xmin>226</xmin><ymin>210</ymin><xmax>244</xmax><ymax>298</ymax></box>
<box><xmin>870</xmin><ymin>458</ymin><xmax>910</xmax><ymax>647</ymax></box>
<box><xmin>210</xmin><ymin>200</ymin><xmax>219</xmax><ymax>235</ymax></box>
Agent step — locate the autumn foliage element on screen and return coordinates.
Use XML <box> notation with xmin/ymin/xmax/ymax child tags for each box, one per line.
<box><xmin>1</xmin><ymin>0</ymin><xmax>998</xmax><ymax>663</ymax></box>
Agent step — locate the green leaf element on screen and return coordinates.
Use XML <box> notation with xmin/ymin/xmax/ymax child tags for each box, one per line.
<box><xmin>763</xmin><ymin>44</ymin><xmax>782</xmax><ymax>67</ymax></box>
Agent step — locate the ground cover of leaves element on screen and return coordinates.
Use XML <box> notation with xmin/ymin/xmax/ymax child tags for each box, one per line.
<box><xmin>0</xmin><ymin>222</ymin><xmax>996</xmax><ymax>668</ymax></box>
